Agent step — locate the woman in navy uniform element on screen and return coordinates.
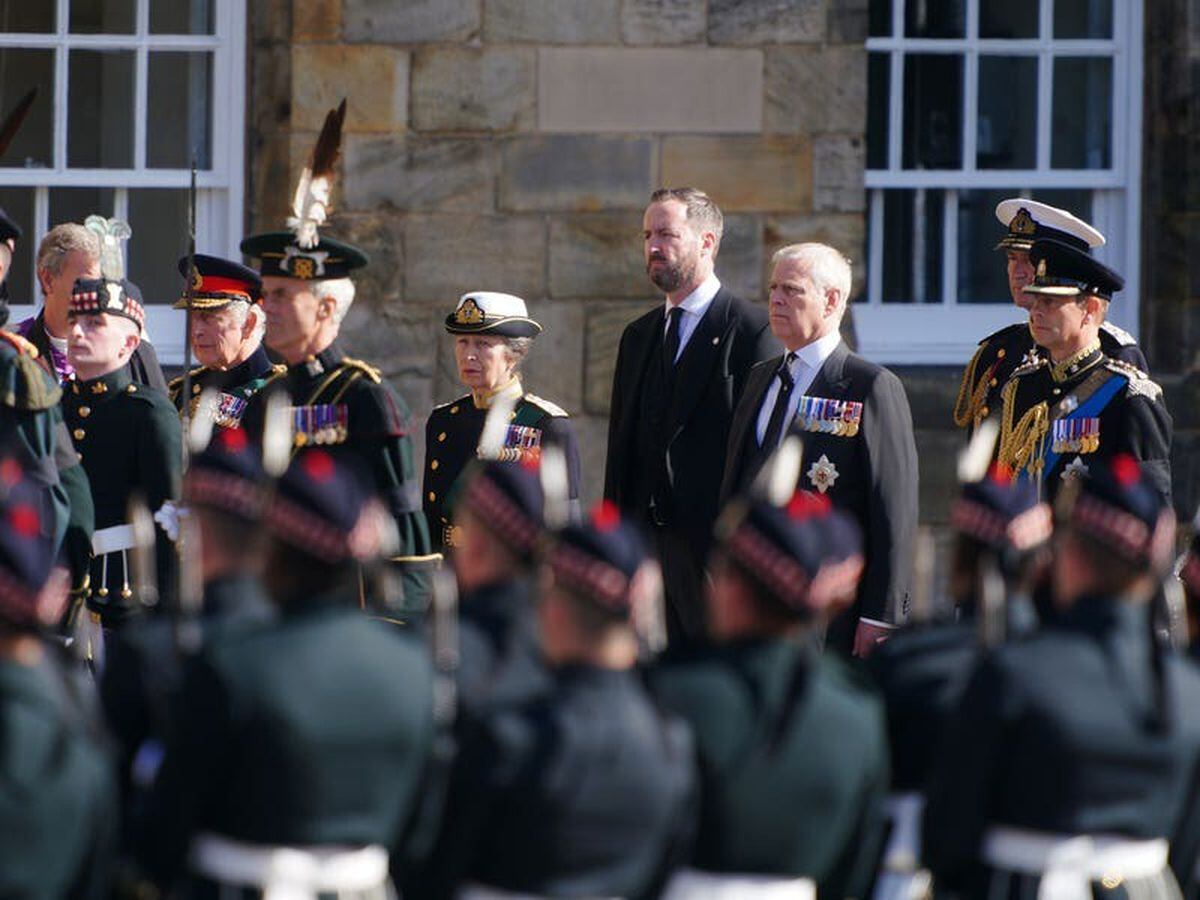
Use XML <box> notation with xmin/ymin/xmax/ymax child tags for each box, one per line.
<box><xmin>925</xmin><ymin>455</ymin><xmax>1200</xmax><ymax>898</ymax></box>
<box><xmin>651</xmin><ymin>490</ymin><xmax>890</xmax><ymax>900</ymax></box>
<box><xmin>424</xmin><ymin>291</ymin><xmax>580</xmax><ymax>554</ymax></box>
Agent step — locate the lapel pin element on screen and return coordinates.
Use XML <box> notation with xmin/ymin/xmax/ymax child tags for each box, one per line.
<box><xmin>712</xmin><ymin>337</ymin><xmax>719</xmax><ymax>345</ymax></box>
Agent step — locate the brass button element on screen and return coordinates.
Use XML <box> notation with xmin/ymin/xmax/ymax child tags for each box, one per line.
<box><xmin>126</xmin><ymin>384</ymin><xmax>137</xmax><ymax>393</ymax></box>
<box><xmin>79</xmin><ymin>406</ymin><xmax>91</xmax><ymax>418</ymax></box>
<box><xmin>193</xmin><ymin>384</ymin><xmax>201</xmax><ymax>395</ymax></box>
<box><xmin>430</xmin><ymin>459</ymin><xmax>439</xmax><ymax>470</ymax></box>
<box><xmin>979</xmin><ymin>407</ymin><xmax>988</xmax><ymax>418</ymax></box>
<box><xmin>997</xmin><ymin>349</ymin><xmax>1006</xmax><ymax>359</ymax></box>
<box><xmin>1052</xmin><ymin>388</ymin><xmax>1061</xmax><ymax>395</ymax></box>
<box><xmin>989</xmin><ymin>378</ymin><xmax>997</xmax><ymax>387</ymax></box>
<box><xmin>450</xmin><ymin>405</ymin><xmax>459</xmax><ymax>415</ymax></box>
<box><xmin>72</xmin><ymin>428</ymin><xmax>85</xmax><ymax>441</ymax></box>
<box><xmin>428</xmin><ymin>491</ymin><xmax>436</xmax><ymax>502</ymax></box>
<box><xmin>437</xmin><ymin>432</ymin><xmax>446</xmax><ymax>442</ymax></box>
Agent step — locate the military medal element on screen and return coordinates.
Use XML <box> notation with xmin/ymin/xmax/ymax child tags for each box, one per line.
<box><xmin>807</xmin><ymin>454</ymin><xmax>839</xmax><ymax>494</ymax></box>
<box><xmin>483</xmin><ymin>424</ymin><xmax>543</xmax><ymax>464</ymax></box>
<box><xmin>291</xmin><ymin>403</ymin><xmax>350</xmax><ymax>447</ymax></box>
<box><xmin>797</xmin><ymin>396</ymin><xmax>863</xmax><ymax>437</ymax></box>
<box><xmin>1051</xmin><ymin>417</ymin><xmax>1099</xmax><ymax>455</ymax></box>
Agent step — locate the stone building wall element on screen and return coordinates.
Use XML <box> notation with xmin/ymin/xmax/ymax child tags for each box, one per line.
<box><xmin>247</xmin><ymin>0</ymin><xmax>869</xmax><ymax>508</ymax></box>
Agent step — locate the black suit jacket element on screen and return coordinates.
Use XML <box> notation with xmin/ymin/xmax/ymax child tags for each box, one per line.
<box><xmin>603</xmin><ymin>287</ymin><xmax>777</xmax><ymax>549</ymax></box>
<box><xmin>721</xmin><ymin>341</ymin><xmax>918</xmax><ymax>630</ymax></box>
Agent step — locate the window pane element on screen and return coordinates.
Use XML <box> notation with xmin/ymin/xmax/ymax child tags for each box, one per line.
<box><xmin>882</xmin><ymin>189</ymin><xmax>944</xmax><ymax>304</ymax></box>
<box><xmin>905</xmin><ymin>0</ymin><xmax>964</xmax><ymax>37</ymax></box>
<box><xmin>867</xmin><ymin>53</ymin><xmax>890</xmax><ymax>169</ymax></box>
<box><xmin>0</xmin><ymin>188</ymin><xmax>36</xmax><ymax>305</ymax></box>
<box><xmin>49</xmin><ymin>188</ymin><xmax>117</xmax><ymax>233</ymax></box>
<box><xmin>977</xmin><ymin>57</ymin><xmax>1037</xmax><ymax>169</ymax></box>
<box><xmin>1052</xmin><ymin>57</ymin><xmax>1112</xmax><ymax>169</ymax></box>
<box><xmin>147</xmin><ymin>53</ymin><xmax>213</xmax><ymax>169</ymax></box>
<box><xmin>903</xmin><ymin>55</ymin><xmax>962</xmax><ymax>169</ymax></box>
<box><xmin>68</xmin><ymin>51</ymin><xmax>135</xmax><ymax>168</ymax></box>
<box><xmin>980</xmin><ymin>0</ymin><xmax>1038</xmax><ymax>38</ymax></box>
<box><xmin>1031</xmin><ymin>189</ymin><xmax>1093</xmax><ymax>226</ymax></box>
<box><xmin>0</xmin><ymin>0</ymin><xmax>55</xmax><ymax>32</ymax></box>
<box><xmin>957</xmin><ymin>189</ymin><xmax>1016</xmax><ymax>305</ymax></box>
<box><xmin>70</xmin><ymin>0</ymin><xmax>135</xmax><ymax>33</ymax></box>
<box><xmin>128</xmin><ymin>190</ymin><xmax>188</xmax><ymax>306</ymax></box>
<box><xmin>1054</xmin><ymin>0</ymin><xmax>1112</xmax><ymax>38</ymax></box>
<box><xmin>150</xmin><ymin>0</ymin><xmax>214</xmax><ymax>34</ymax></box>
<box><xmin>0</xmin><ymin>51</ymin><xmax>54</xmax><ymax>168</ymax></box>
<box><xmin>869</xmin><ymin>0</ymin><xmax>891</xmax><ymax>36</ymax></box>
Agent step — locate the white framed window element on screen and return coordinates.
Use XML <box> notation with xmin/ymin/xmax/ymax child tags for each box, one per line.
<box><xmin>0</xmin><ymin>0</ymin><xmax>246</xmax><ymax>365</ymax></box>
<box><xmin>859</xmin><ymin>0</ymin><xmax>1142</xmax><ymax>365</ymax></box>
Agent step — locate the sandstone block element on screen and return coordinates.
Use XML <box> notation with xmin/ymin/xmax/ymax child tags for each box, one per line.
<box><xmin>621</xmin><ymin>0</ymin><xmax>707</xmax><ymax>44</ymax></box>
<box><xmin>828</xmin><ymin>0</ymin><xmax>869</xmax><ymax>42</ymax></box>
<box><xmin>765</xmin><ymin>46</ymin><xmax>867</xmax><ymax>135</ymax></box>
<box><xmin>708</xmin><ymin>0</ymin><xmax>825</xmax><ymax>45</ymax></box>
<box><xmin>717</xmin><ymin>214</ymin><xmax>765</xmax><ymax>303</ymax></box>
<box><xmin>520</xmin><ymin>300</ymin><xmax>586</xmax><ymax>414</ymax></box>
<box><xmin>661</xmin><ymin>136</ymin><xmax>812</xmax><ymax>213</ymax></box>
<box><xmin>343</xmin><ymin>136</ymin><xmax>495</xmax><ymax>213</ymax></box>
<box><xmin>250</xmin><ymin>44</ymin><xmax>290</xmax><ymax>137</ymax></box>
<box><xmin>537</xmin><ymin>48</ymin><xmax>762</xmax><ymax>133</ymax></box>
<box><xmin>549</xmin><ymin>213</ymin><xmax>648</xmax><ymax>299</ymax></box>
<box><xmin>343</xmin><ymin>0</ymin><xmax>480</xmax><ymax>43</ymax></box>
<box><xmin>405</xmin><ymin>214</ymin><xmax>546</xmax><ymax>302</ymax></box>
<box><xmin>501</xmin><ymin>135</ymin><xmax>653</xmax><ymax>212</ymax></box>
<box><xmin>293</xmin><ymin>0</ymin><xmax>340</xmax><ymax>41</ymax></box>
<box><xmin>485</xmin><ymin>0</ymin><xmax>619</xmax><ymax>43</ymax></box>
<box><xmin>250</xmin><ymin>0</ymin><xmax>290</xmax><ymax>44</ymax></box>
<box><xmin>813</xmin><ymin>135</ymin><xmax>866</xmax><ymax>213</ymax></box>
<box><xmin>292</xmin><ymin>45</ymin><xmax>407</xmax><ymax>133</ymax></box>
<box><xmin>412</xmin><ymin>47</ymin><xmax>535</xmax><ymax>132</ymax></box>
<box><xmin>764</xmin><ymin>213</ymin><xmax>867</xmax><ymax>297</ymax></box>
<box><xmin>327</xmin><ymin>212</ymin><xmax>404</xmax><ymax>305</ymax></box>
<box><xmin>584</xmin><ymin>301</ymin><xmax>660</xmax><ymax>415</ymax></box>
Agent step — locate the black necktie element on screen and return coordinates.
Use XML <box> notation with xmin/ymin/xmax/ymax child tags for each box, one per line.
<box><xmin>761</xmin><ymin>353</ymin><xmax>798</xmax><ymax>450</ymax></box>
<box><xmin>663</xmin><ymin>306</ymin><xmax>683</xmax><ymax>377</ymax></box>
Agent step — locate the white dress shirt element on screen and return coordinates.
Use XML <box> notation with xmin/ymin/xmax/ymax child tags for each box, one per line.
<box><xmin>755</xmin><ymin>329</ymin><xmax>844</xmax><ymax>446</ymax></box>
<box><xmin>663</xmin><ymin>274</ymin><xmax>722</xmax><ymax>363</ymax></box>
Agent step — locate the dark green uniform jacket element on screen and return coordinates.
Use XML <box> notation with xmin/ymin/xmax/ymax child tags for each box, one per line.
<box><xmin>423</xmin><ymin>386</ymin><xmax>581</xmax><ymax>554</ymax></box>
<box><xmin>0</xmin><ymin>656</ymin><xmax>118</xmax><ymax>899</ymax></box>
<box><xmin>137</xmin><ymin>594</ymin><xmax>435</xmax><ymax>890</ymax></box>
<box><xmin>924</xmin><ymin>597</ymin><xmax>1200</xmax><ymax>894</ymax></box>
<box><xmin>64</xmin><ymin>366</ymin><xmax>181</xmax><ymax>623</ymax></box>
<box><xmin>955</xmin><ymin>320</ymin><xmax>1148</xmax><ymax>431</ymax></box>
<box><xmin>995</xmin><ymin>346</ymin><xmax>1172</xmax><ymax>504</ymax></box>
<box><xmin>413</xmin><ymin>665</ymin><xmax>696</xmax><ymax>900</ymax></box>
<box><xmin>651</xmin><ymin>639</ymin><xmax>890</xmax><ymax>900</ymax></box>
<box><xmin>167</xmin><ymin>345</ymin><xmax>285</xmax><ymax>431</ymax></box>
<box><xmin>260</xmin><ymin>341</ymin><xmax>434</xmax><ymax>608</ymax></box>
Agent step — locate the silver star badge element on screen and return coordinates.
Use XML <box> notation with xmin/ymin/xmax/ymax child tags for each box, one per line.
<box><xmin>807</xmin><ymin>454</ymin><xmax>839</xmax><ymax>494</ymax></box>
<box><xmin>1062</xmin><ymin>456</ymin><xmax>1089</xmax><ymax>481</ymax></box>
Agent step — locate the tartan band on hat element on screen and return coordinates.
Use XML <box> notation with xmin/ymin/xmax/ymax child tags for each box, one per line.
<box><xmin>950</xmin><ymin>468</ymin><xmax>1052</xmax><ymax>556</ymax></box>
<box><xmin>458</xmin><ymin>460</ymin><xmax>545</xmax><ymax>561</ymax></box>
<box><xmin>1059</xmin><ymin>454</ymin><xmax>1175</xmax><ymax>568</ymax></box>
<box><xmin>69</xmin><ymin>277</ymin><xmax>145</xmax><ymax>331</ymax></box>
<box><xmin>175</xmin><ymin>253</ymin><xmax>263</xmax><ymax>310</ymax></box>
<box><xmin>545</xmin><ymin>501</ymin><xmax>648</xmax><ymax>615</ymax></box>
<box><xmin>183</xmin><ymin>428</ymin><xmax>266</xmax><ymax>522</ymax></box>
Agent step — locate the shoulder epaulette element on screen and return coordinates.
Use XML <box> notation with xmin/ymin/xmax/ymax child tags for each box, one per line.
<box><xmin>337</xmin><ymin>357</ymin><xmax>382</xmax><ymax>384</ymax></box>
<box><xmin>167</xmin><ymin>364</ymin><xmax>208</xmax><ymax>393</ymax></box>
<box><xmin>1104</xmin><ymin>358</ymin><xmax>1162</xmax><ymax>400</ymax></box>
<box><xmin>1011</xmin><ymin>356</ymin><xmax>1048</xmax><ymax>379</ymax></box>
<box><xmin>1100</xmin><ymin>321</ymin><xmax>1137</xmax><ymax>347</ymax></box>
<box><xmin>523</xmin><ymin>393</ymin><xmax>568</xmax><ymax>417</ymax></box>
<box><xmin>0</xmin><ymin>330</ymin><xmax>41</xmax><ymax>359</ymax></box>
<box><xmin>0</xmin><ymin>331</ymin><xmax>61</xmax><ymax>411</ymax></box>
<box><xmin>431</xmin><ymin>393</ymin><xmax>471</xmax><ymax>414</ymax></box>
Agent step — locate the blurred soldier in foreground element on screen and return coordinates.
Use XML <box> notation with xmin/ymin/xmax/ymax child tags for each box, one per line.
<box><xmin>241</xmin><ymin>100</ymin><xmax>435</xmax><ymax>611</ymax></box>
<box><xmin>136</xmin><ymin>447</ymin><xmax>433</xmax><ymax>897</ymax></box>
<box><xmin>868</xmin><ymin>468</ymin><xmax>1051</xmax><ymax>898</ymax></box>
<box><xmin>101</xmin><ymin>426</ymin><xmax>272</xmax><ymax>806</ymax></box>
<box><xmin>64</xmin><ymin>225</ymin><xmax>181</xmax><ymax>637</ymax></box>
<box><xmin>426</xmin><ymin>291</ymin><xmax>580</xmax><ymax>554</ymax></box>
<box><xmin>21</xmin><ymin>220</ymin><xmax>167</xmax><ymax>391</ymax></box>
<box><xmin>414</xmin><ymin>502</ymin><xmax>695</xmax><ymax>899</ymax></box>
<box><xmin>954</xmin><ymin>198</ymin><xmax>1147</xmax><ymax>432</ymax></box>
<box><xmin>0</xmin><ymin>452</ymin><xmax>116</xmax><ymax>897</ymax></box>
<box><xmin>996</xmin><ymin>240</ymin><xmax>1171</xmax><ymax>504</ymax></box>
<box><xmin>652</xmin><ymin>490</ymin><xmax>889</xmax><ymax>900</ymax></box>
<box><xmin>448</xmin><ymin>458</ymin><xmax>551</xmax><ymax>718</ymax></box>
<box><xmin>167</xmin><ymin>254</ymin><xmax>284</xmax><ymax>431</ymax></box>
<box><xmin>721</xmin><ymin>243</ymin><xmax>918</xmax><ymax>655</ymax></box>
<box><xmin>925</xmin><ymin>455</ymin><xmax>1200</xmax><ymax>898</ymax></box>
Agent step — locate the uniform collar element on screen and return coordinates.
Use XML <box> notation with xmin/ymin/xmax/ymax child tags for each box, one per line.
<box><xmin>791</xmin><ymin>328</ymin><xmax>843</xmax><ymax>373</ymax></box>
<box><xmin>223</xmin><ymin>344</ymin><xmax>274</xmax><ymax>387</ymax></box>
<box><xmin>472</xmin><ymin>377</ymin><xmax>523</xmax><ymax>410</ymax></box>
<box><xmin>71</xmin><ymin>364</ymin><xmax>133</xmax><ymax>400</ymax></box>
<box><xmin>292</xmin><ymin>341</ymin><xmax>346</xmax><ymax>379</ymax></box>
<box><xmin>1049</xmin><ymin>340</ymin><xmax>1103</xmax><ymax>383</ymax></box>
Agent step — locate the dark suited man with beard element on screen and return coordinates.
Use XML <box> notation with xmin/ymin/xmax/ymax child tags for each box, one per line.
<box><xmin>604</xmin><ymin>187</ymin><xmax>777</xmax><ymax>646</ymax></box>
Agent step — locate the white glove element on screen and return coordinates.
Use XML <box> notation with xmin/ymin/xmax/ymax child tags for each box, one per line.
<box><xmin>153</xmin><ymin>501</ymin><xmax>188</xmax><ymax>542</ymax></box>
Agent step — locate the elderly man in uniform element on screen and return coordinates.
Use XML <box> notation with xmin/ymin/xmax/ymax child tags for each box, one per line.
<box><xmin>955</xmin><ymin>199</ymin><xmax>1148</xmax><ymax>432</ymax></box>
<box><xmin>0</xmin><ymin>453</ymin><xmax>116</xmax><ymax>897</ymax></box>
<box><xmin>167</xmin><ymin>254</ymin><xmax>284</xmax><ymax>431</ymax></box>
<box><xmin>19</xmin><ymin>221</ymin><xmax>167</xmax><ymax>391</ymax></box>
<box><xmin>995</xmin><ymin>240</ymin><xmax>1171</xmax><ymax>504</ymax></box>
<box><xmin>605</xmin><ymin>187</ymin><xmax>777</xmax><ymax>647</ymax></box>
<box><xmin>135</xmin><ymin>448</ymin><xmax>434</xmax><ymax>897</ymax></box>
<box><xmin>925</xmin><ymin>456</ymin><xmax>1200</xmax><ymax>898</ymax></box>
<box><xmin>413</xmin><ymin>502</ymin><xmax>696</xmax><ymax>900</ymax></box>
<box><xmin>721</xmin><ymin>242</ymin><xmax>919</xmax><ymax>656</ymax></box>
<box><xmin>64</xmin><ymin>266</ymin><xmax>181</xmax><ymax>637</ymax></box>
<box><xmin>652</xmin><ymin>490</ymin><xmax>890</xmax><ymax>900</ymax></box>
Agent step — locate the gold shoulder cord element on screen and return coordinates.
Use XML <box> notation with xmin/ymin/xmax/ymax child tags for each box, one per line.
<box><xmin>997</xmin><ymin>377</ymin><xmax>1049</xmax><ymax>477</ymax></box>
<box><xmin>953</xmin><ymin>343</ymin><xmax>988</xmax><ymax>428</ymax></box>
